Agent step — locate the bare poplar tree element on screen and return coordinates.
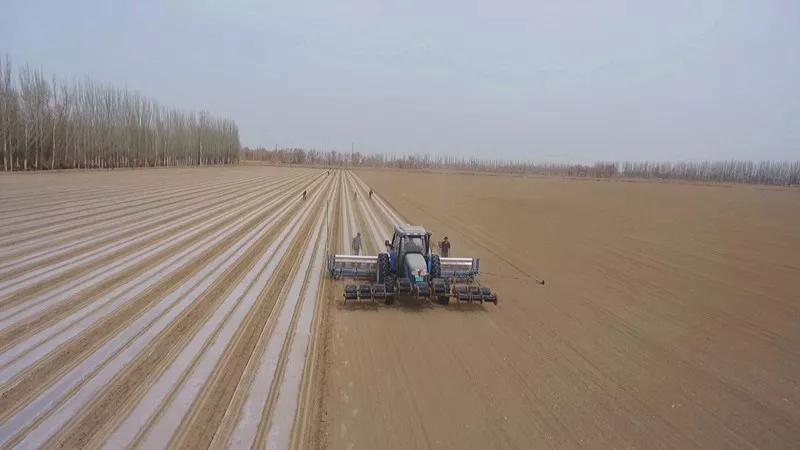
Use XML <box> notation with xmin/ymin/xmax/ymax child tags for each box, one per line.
<box><xmin>0</xmin><ymin>56</ymin><xmax>16</xmax><ymax>171</ymax></box>
<box><xmin>0</xmin><ymin>54</ymin><xmax>242</xmax><ymax>172</ymax></box>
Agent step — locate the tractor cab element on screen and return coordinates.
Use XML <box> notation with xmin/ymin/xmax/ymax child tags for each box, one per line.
<box><xmin>384</xmin><ymin>225</ymin><xmax>432</xmax><ymax>282</ymax></box>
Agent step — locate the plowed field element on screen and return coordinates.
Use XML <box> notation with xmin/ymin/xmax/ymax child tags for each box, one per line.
<box><xmin>2</xmin><ymin>167</ymin><xmax>799</xmax><ymax>449</ymax></box>
<box><xmin>320</xmin><ymin>170</ymin><xmax>800</xmax><ymax>450</ymax></box>
<box><xmin>1</xmin><ymin>167</ymin><xmax>336</xmax><ymax>449</ymax></box>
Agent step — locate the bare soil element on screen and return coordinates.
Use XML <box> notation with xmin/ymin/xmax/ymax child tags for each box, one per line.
<box><xmin>321</xmin><ymin>170</ymin><xmax>800</xmax><ymax>449</ymax></box>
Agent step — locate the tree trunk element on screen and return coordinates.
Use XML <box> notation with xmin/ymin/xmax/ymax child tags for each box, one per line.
<box><xmin>24</xmin><ymin>125</ymin><xmax>29</xmax><ymax>171</ymax></box>
<box><xmin>64</xmin><ymin>127</ymin><xmax>68</xmax><ymax>169</ymax></box>
<box><xmin>52</xmin><ymin>120</ymin><xmax>56</xmax><ymax>169</ymax></box>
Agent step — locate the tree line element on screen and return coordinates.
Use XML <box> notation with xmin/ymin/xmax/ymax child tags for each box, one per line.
<box><xmin>0</xmin><ymin>55</ymin><xmax>240</xmax><ymax>171</ymax></box>
<box><xmin>242</xmin><ymin>147</ymin><xmax>800</xmax><ymax>186</ymax></box>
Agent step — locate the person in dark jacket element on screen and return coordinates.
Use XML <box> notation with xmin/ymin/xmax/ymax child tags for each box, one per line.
<box><xmin>438</xmin><ymin>236</ymin><xmax>451</xmax><ymax>257</ymax></box>
<box><xmin>302</xmin><ymin>190</ymin><xmax>307</xmax><ymax>200</ymax></box>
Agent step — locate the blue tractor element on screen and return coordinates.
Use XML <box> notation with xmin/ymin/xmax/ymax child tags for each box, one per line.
<box><xmin>327</xmin><ymin>225</ymin><xmax>497</xmax><ymax>305</ymax></box>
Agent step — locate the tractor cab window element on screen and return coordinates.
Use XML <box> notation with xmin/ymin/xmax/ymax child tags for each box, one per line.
<box><xmin>402</xmin><ymin>236</ymin><xmax>424</xmax><ymax>254</ymax></box>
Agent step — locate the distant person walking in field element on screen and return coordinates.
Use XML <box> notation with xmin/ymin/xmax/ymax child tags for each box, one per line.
<box><xmin>438</xmin><ymin>236</ymin><xmax>451</xmax><ymax>257</ymax></box>
<box><xmin>302</xmin><ymin>190</ymin><xmax>307</xmax><ymax>200</ymax></box>
<box><xmin>353</xmin><ymin>191</ymin><xmax>357</xmax><ymax>201</ymax></box>
<box><xmin>369</xmin><ymin>188</ymin><xmax>373</xmax><ymax>199</ymax></box>
<box><xmin>352</xmin><ymin>232</ymin><xmax>362</xmax><ymax>255</ymax></box>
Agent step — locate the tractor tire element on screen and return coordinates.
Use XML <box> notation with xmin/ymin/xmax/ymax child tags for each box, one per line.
<box><xmin>430</xmin><ymin>254</ymin><xmax>441</xmax><ymax>279</ymax></box>
<box><xmin>378</xmin><ymin>253</ymin><xmax>390</xmax><ymax>284</ymax></box>
<box><xmin>378</xmin><ymin>253</ymin><xmax>392</xmax><ymax>305</ymax></box>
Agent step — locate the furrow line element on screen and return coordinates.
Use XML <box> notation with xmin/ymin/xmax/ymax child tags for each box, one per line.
<box><xmin>0</xmin><ymin>168</ymin><xmax>249</xmax><ymax>207</ymax></box>
<box><xmin>94</xmin><ymin>177</ymin><xmax>330</xmax><ymax>449</ymax></box>
<box><xmin>0</xmin><ymin>175</ymin><xmax>324</xmax><ymax>366</ymax></box>
<box><xmin>0</xmin><ymin>173</ymin><xmax>320</xmax><ymax>301</ymax></box>
<box><xmin>340</xmin><ymin>173</ymin><xmax>352</xmax><ymax>255</ymax></box>
<box><xmin>346</xmin><ymin>171</ymin><xmax>388</xmax><ymax>251</ymax></box>
<box><xmin>0</xmin><ymin>173</ymin><xmax>261</xmax><ymax>234</ymax></box>
<box><xmin>0</xmin><ymin>170</ymin><xmax>306</xmax><ymax>256</ymax></box>
<box><xmin>0</xmin><ymin>178</ymin><xmax>321</xmax><ymax>429</ymax></box>
<box><xmin>161</xmin><ymin>177</ymin><xmax>333</xmax><ymax>450</ymax></box>
<box><xmin>0</xmin><ymin>178</ymin><xmax>312</xmax><ymax>448</ymax></box>
<box><xmin>0</xmin><ymin>174</ymin><xmax>209</xmax><ymax>213</ymax></box>
<box><xmin>289</xmin><ymin>170</ymin><xmax>343</xmax><ymax>449</ymax></box>
<box><xmin>0</xmin><ymin>170</ymin><xmax>297</xmax><ymax>248</ymax></box>
<box><xmin>265</xmin><ymin>171</ymin><xmax>335</xmax><ymax>449</ymax></box>
<box><xmin>0</xmin><ymin>175</ymin><xmax>305</xmax><ymax>323</ymax></box>
<box><xmin>344</xmin><ymin>174</ymin><xmax>358</xmax><ymax>252</ymax></box>
<box><xmin>218</xmin><ymin>179</ymin><xmax>332</xmax><ymax>450</ymax></box>
<box><xmin>0</xmin><ymin>171</ymin><xmax>309</xmax><ymax>272</ymax></box>
<box><xmin>0</xmin><ymin>169</ymin><xmax>279</xmax><ymax>229</ymax></box>
<box><xmin>350</xmin><ymin>171</ymin><xmax>405</xmax><ymax>226</ymax></box>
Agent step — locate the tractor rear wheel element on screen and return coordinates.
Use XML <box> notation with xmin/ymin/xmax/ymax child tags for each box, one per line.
<box><xmin>378</xmin><ymin>254</ymin><xmax>392</xmax><ymax>305</ymax></box>
<box><xmin>430</xmin><ymin>254</ymin><xmax>441</xmax><ymax>279</ymax></box>
<box><xmin>378</xmin><ymin>253</ymin><xmax>390</xmax><ymax>284</ymax></box>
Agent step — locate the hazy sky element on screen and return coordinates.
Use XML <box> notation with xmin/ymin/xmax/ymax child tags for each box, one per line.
<box><xmin>1</xmin><ymin>0</ymin><xmax>798</xmax><ymax>162</ymax></box>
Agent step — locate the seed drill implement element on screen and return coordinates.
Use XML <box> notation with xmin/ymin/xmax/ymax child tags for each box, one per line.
<box><xmin>327</xmin><ymin>225</ymin><xmax>498</xmax><ymax>305</ymax></box>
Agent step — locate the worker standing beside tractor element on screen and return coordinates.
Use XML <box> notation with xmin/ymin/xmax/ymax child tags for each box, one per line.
<box><xmin>351</xmin><ymin>232</ymin><xmax>362</xmax><ymax>255</ymax></box>
<box><xmin>438</xmin><ymin>236</ymin><xmax>451</xmax><ymax>257</ymax></box>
